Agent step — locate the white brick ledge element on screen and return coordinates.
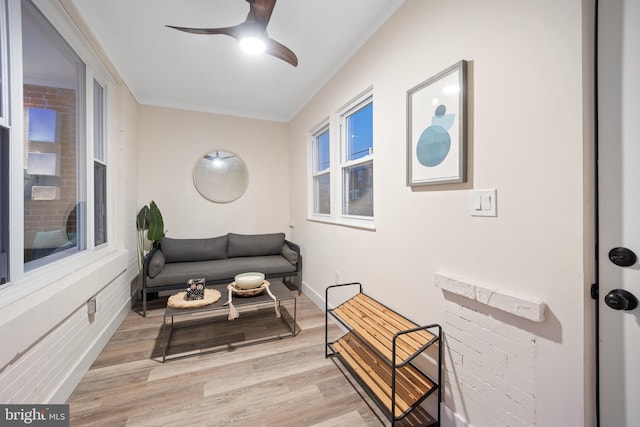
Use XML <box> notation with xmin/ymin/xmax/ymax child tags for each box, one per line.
<box><xmin>434</xmin><ymin>273</ymin><xmax>546</xmax><ymax>322</ymax></box>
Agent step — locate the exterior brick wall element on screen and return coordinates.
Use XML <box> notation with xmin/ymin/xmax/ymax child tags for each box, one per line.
<box><xmin>23</xmin><ymin>84</ymin><xmax>78</xmax><ymax>260</ymax></box>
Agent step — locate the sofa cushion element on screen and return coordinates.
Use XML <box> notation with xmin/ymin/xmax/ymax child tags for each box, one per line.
<box><xmin>281</xmin><ymin>244</ymin><xmax>299</xmax><ymax>265</ymax></box>
<box><xmin>144</xmin><ymin>256</ymin><xmax>298</xmax><ymax>289</ymax></box>
<box><xmin>161</xmin><ymin>236</ymin><xmax>228</xmax><ymax>263</ymax></box>
<box><xmin>148</xmin><ymin>250</ymin><xmax>165</xmax><ymax>278</ymax></box>
<box><xmin>145</xmin><ymin>261</ymin><xmax>219</xmax><ymax>288</ymax></box>
<box><xmin>210</xmin><ymin>256</ymin><xmax>298</xmax><ymax>278</ymax></box>
<box><xmin>227</xmin><ymin>233</ymin><xmax>285</xmax><ymax>257</ymax></box>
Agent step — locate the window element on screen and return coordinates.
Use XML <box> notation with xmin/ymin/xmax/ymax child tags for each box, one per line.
<box><xmin>0</xmin><ymin>0</ymin><xmax>111</xmax><ymax>289</ymax></box>
<box><xmin>0</xmin><ymin>126</ymin><xmax>8</xmax><ymax>284</ymax></box>
<box><xmin>312</xmin><ymin>125</ymin><xmax>330</xmax><ymax>215</ymax></box>
<box><xmin>93</xmin><ymin>80</ymin><xmax>107</xmax><ymax>246</ymax></box>
<box><xmin>0</xmin><ymin>1</ymin><xmax>6</xmax><ymax>121</ymax></box>
<box><xmin>22</xmin><ymin>0</ymin><xmax>86</xmax><ymax>268</ymax></box>
<box><xmin>0</xmin><ymin>3</ymin><xmax>8</xmax><ymax>283</ymax></box>
<box><xmin>308</xmin><ymin>90</ymin><xmax>374</xmax><ymax>228</ymax></box>
<box><xmin>340</xmin><ymin>98</ymin><xmax>373</xmax><ymax>218</ymax></box>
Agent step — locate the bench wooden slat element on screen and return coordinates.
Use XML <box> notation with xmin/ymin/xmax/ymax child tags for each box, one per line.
<box><xmin>333</xmin><ymin>304</ymin><xmax>406</xmax><ymax>361</ymax></box>
<box><xmin>334</xmin><ymin>333</ymin><xmax>435</xmax><ymax>416</ymax></box>
<box><xmin>333</xmin><ymin>339</ymin><xmax>402</xmax><ymax>414</ymax></box>
<box><xmin>355</xmin><ymin>294</ymin><xmax>435</xmax><ymax>343</ymax></box>
<box><xmin>348</xmin><ymin>295</ymin><xmax>433</xmax><ymax>352</ymax></box>
<box><xmin>345</xmin><ymin>334</ymin><xmax>432</xmax><ymax>407</ymax></box>
<box><xmin>326</xmin><ymin>287</ymin><xmax>441</xmax><ymax>425</ymax></box>
<box><xmin>333</xmin><ymin>294</ymin><xmax>435</xmax><ymax>363</ymax></box>
<box><xmin>335</xmin><ymin>298</ymin><xmax>411</xmax><ymax>356</ymax></box>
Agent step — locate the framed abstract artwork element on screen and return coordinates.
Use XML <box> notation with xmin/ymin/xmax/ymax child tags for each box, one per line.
<box><xmin>407</xmin><ymin>60</ymin><xmax>467</xmax><ymax>186</ymax></box>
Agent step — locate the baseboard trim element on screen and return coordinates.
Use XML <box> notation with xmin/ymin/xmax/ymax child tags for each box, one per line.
<box><xmin>300</xmin><ymin>281</ymin><xmax>326</xmax><ymax>311</ymax></box>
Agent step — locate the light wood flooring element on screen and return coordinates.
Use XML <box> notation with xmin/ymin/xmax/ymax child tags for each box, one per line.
<box><xmin>67</xmin><ymin>284</ymin><xmax>433</xmax><ymax>426</ymax></box>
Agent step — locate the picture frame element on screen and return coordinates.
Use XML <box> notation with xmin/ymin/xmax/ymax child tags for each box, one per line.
<box><xmin>407</xmin><ymin>60</ymin><xmax>467</xmax><ymax>186</ymax></box>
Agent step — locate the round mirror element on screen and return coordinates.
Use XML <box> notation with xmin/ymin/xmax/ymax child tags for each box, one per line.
<box><xmin>193</xmin><ymin>150</ymin><xmax>249</xmax><ymax>203</ymax></box>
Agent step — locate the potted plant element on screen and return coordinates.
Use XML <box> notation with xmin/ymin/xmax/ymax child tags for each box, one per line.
<box><xmin>136</xmin><ymin>200</ymin><xmax>165</xmax><ymax>271</ymax></box>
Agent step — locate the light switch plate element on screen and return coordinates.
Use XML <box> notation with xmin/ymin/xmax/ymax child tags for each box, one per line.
<box><xmin>470</xmin><ymin>189</ymin><xmax>497</xmax><ymax>217</ymax></box>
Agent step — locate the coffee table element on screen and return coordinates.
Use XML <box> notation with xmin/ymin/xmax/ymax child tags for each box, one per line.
<box><xmin>162</xmin><ymin>279</ymin><xmax>297</xmax><ymax>362</ymax></box>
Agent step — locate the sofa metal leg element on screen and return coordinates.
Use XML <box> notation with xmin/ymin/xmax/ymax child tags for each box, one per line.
<box><xmin>143</xmin><ymin>291</ymin><xmax>147</xmax><ymax>317</ymax></box>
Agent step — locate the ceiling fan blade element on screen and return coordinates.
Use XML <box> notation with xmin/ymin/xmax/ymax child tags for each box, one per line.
<box><xmin>246</xmin><ymin>0</ymin><xmax>277</xmax><ymax>26</ymax></box>
<box><xmin>264</xmin><ymin>38</ymin><xmax>298</xmax><ymax>67</ymax></box>
<box><xmin>165</xmin><ymin>25</ymin><xmax>240</xmax><ymax>39</ymax></box>
<box><xmin>167</xmin><ymin>1</ymin><xmax>297</xmax><ymax>66</ymax></box>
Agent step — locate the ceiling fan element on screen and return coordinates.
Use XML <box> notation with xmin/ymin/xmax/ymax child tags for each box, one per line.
<box><xmin>166</xmin><ymin>0</ymin><xmax>298</xmax><ymax>67</ymax></box>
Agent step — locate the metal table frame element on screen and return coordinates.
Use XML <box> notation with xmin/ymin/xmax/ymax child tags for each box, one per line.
<box><xmin>162</xmin><ymin>280</ymin><xmax>297</xmax><ymax>362</ymax></box>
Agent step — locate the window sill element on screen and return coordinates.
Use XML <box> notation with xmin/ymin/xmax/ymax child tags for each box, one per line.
<box><xmin>307</xmin><ymin>216</ymin><xmax>376</xmax><ymax>231</ymax></box>
<box><xmin>0</xmin><ymin>246</ymin><xmax>127</xmax><ymax>309</ymax></box>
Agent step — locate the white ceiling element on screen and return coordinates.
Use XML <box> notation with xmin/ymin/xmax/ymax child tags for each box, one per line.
<box><xmin>71</xmin><ymin>0</ymin><xmax>405</xmax><ymax>122</ymax></box>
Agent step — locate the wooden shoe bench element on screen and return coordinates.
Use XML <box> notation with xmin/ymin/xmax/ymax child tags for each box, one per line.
<box><xmin>325</xmin><ymin>283</ymin><xmax>442</xmax><ymax>426</ymax></box>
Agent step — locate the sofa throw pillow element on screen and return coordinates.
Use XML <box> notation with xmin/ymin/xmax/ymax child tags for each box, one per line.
<box><xmin>281</xmin><ymin>244</ymin><xmax>298</xmax><ymax>265</ymax></box>
<box><xmin>148</xmin><ymin>250</ymin><xmax>165</xmax><ymax>278</ymax></box>
<box><xmin>161</xmin><ymin>235</ymin><xmax>228</xmax><ymax>263</ymax></box>
<box><xmin>227</xmin><ymin>232</ymin><xmax>285</xmax><ymax>257</ymax></box>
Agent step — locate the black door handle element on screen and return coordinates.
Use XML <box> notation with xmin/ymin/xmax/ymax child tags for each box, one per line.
<box><xmin>605</xmin><ymin>289</ymin><xmax>638</xmax><ymax>311</ymax></box>
<box><xmin>608</xmin><ymin>247</ymin><xmax>637</xmax><ymax>267</ymax></box>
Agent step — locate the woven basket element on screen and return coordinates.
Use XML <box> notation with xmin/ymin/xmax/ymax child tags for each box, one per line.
<box><xmin>226</xmin><ymin>280</ymin><xmax>279</xmax><ymax>320</ymax></box>
<box><xmin>228</xmin><ymin>280</ymin><xmax>269</xmax><ymax>297</ymax></box>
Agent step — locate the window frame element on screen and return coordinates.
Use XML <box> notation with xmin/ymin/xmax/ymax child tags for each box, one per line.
<box><xmin>0</xmin><ymin>0</ymin><xmax>8</xmax><ymax>125</ymax></box>
<box><xmin>92</xmin><ymin>79</ymin><xmax>107</xmax><ymax>247</ymax></box>
<box><xmin>0</xmin><ymin>0</ymin><xmax>115</xmax><ymax>301</ymax></box>
<box><xmin>22</xmin><ymin>0</ymin><xmax>89</xmax><ymax>271</ymax></box>
<box><xmin>311</xmin><ymin>122</ymin><xmax>330</xmax><ymax>217</ymax></box>
<box><xmin>307</xmin><ymin>88</ymin><xmax>375</xmax><ymax>230</ymax></box>
<box><xmin>0</xmin><ymin>1</ymin><xmax>9</xmax><ymax>284</ymax></box>
<box><xmin>338</xmin><ymin>94</ymin><xmax>373</xmax><ymax>221</ymax></box>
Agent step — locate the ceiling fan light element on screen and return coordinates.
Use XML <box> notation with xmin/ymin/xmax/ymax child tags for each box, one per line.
<box><xmin>239</xmin><ymin>37</ymin><xmax>266</xmax><ymax>55</ymax></box>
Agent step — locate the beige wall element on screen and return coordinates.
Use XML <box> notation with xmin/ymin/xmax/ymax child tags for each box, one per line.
<box><xmin>114</xmin><ymin>84</ymin><xmax>142</xmax><ymax>289</ymax></box>
<box><xmin>136</xmin><ymin>106</ymin><xmax>291</xmax><ymax>239</ymax></box>
<box><xmin>289</xmin><ymin>0</ymin><xmax>592</xmax><ymax>425</ymax></box>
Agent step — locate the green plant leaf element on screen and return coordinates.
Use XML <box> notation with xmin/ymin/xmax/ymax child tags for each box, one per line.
<box><xmin>136</xmin><ymin>205</ymin><xmax>150</xmax><ymax>230</ymax></box>
<box><xmin>147</xmin><ymin>201</ymin><xmax>165</xmax><ymax>242</ymax></box>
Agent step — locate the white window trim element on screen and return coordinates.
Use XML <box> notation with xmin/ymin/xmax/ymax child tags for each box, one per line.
<box><xmin>35</xmin><ymin>0</ymin><xmax>116</xmax><ymax>251</ymax></box>
<box><xmin>7</xmin><ymin>0</ymin><xmax>25</xmax><ymax>289</ymax></box>
<box><xmin>307</xmin><ymin>88</ymin><xmax>376</xmax><ymax>231</ymax></box>
<box><xmin>310</xmin><ymin>121</ymin><xmax>330</xmax><ymax>218</ymax></box>
<box><xmin>0</xmin><ymin>0</ymin><xmax>8</xmax><ymax>127</ymax></box>
<box><xmin>91</xmin><ymin>77</ymin><xmax>110</xmax><ymax>249</ymax></box>
<box><xmin>338</xmin><ymin>92</ymin><xmax>373</xmax><ymax>222</ymax></box>
<box><xmin>0</xmin><ymin>0</ymin><xmax>117</xmax><ymax>300</ymax></box>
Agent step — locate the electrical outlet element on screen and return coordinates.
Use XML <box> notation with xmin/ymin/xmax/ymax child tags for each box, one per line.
<box><xmin>335</xmin><ymin>271</ymin><xmax>340</xmax><ymax>284</ymax></box>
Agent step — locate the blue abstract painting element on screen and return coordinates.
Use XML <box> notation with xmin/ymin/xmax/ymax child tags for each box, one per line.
<box><xmin>416</xmin><ymin>104</ymin><xmax>455</xmax><ymax>167</ymax></box>
<box><xmin>407</xmin><ymin>60</ymin><xmax>466</xmax><ymax>186</ymax></box>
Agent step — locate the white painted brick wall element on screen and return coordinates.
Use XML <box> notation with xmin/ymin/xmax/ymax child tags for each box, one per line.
<box><xmin>442</xmin><ymin>295</ymin><xmax>537</xmax><ymax>427</ymax></box>
<box><xmin>435</xmin><ymin>273</ymin><xmax>546</xmax><ymax>323</ymax></box>
<box><xmin>0</xmin><ymin>272</ymin><xmax>131</xmax><ymax>404</ymax></box>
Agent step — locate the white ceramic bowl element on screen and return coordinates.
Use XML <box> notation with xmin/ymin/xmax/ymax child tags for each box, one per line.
<box><xmin>234</xmin><ymin>272</ymin><xmax>265</xmax><ymax>289</ymax></box>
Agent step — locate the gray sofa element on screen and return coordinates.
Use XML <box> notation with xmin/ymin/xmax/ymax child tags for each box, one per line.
<box><xmin>141</xmin><ymin>232</ymin><xmax>301</xmax><ymax>316</ymax></box>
